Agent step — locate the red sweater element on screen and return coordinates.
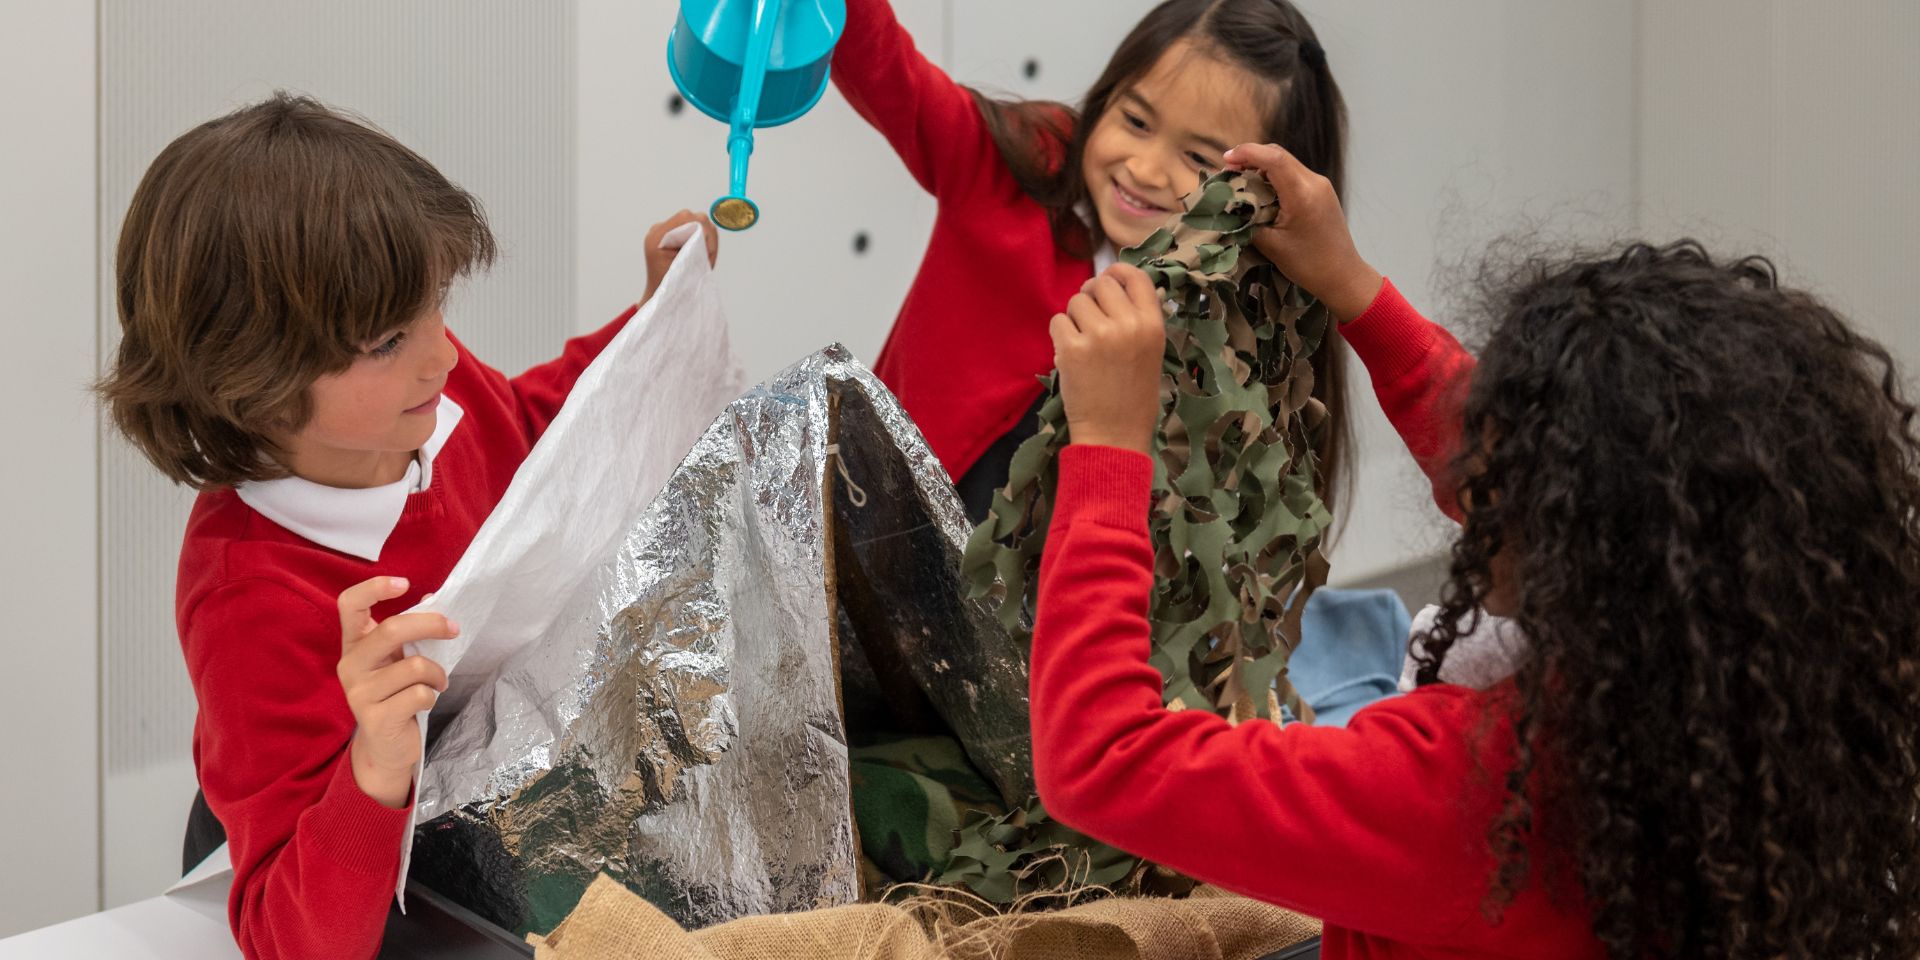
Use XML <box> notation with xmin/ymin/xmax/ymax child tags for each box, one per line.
<box><xmin>1029</xmin><ymin>288</ymin><xmax>1602</xmax><ymax>957</ymax></box>
<box><xmin>833</xmin><ymin>0</ymin><xmax>1096</xmax><ymax>479</ymax></box>
<box><xmin>176</xmin><ymin>308</ymin><xmax>636</xmax><ymax>960</ymax></box>
<box><xmin>1339</xmin><ymin>279</ymin><xmax>1476</xmax><ymax>522</ymax></box>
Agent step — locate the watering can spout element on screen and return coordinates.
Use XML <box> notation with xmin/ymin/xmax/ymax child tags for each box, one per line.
<box><xmin>668</xmin><ymin>0</ymin><xmax>847</xmax><ymax>231</ymax></box>
<box><xmin>713</xmin><ymin>133</ymin><xmax>759</xmax><ymax>231</ymax></box>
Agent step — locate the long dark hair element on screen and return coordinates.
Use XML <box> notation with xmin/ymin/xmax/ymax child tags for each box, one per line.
<box><xmin>1416</xmin><ymin>241</ymin><xmax>1920</xmax><ymax>958</ymax></box>
<box><xmin>968</xmin><ymin>0</ymin><xmax>1352</xmax><ymax>514</ymax></box>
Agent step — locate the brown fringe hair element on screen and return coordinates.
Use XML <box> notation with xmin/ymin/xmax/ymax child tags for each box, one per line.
<box><xmin>100</xmin><ymin>92</ymin><xmax>495</xmax><ymax>489</ymax></box>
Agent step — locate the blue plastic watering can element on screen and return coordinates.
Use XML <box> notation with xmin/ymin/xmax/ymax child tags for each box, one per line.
<box><xmin>668</xmin><ymin>0</ymin><xmax>847</xmax><ymax>231</ymax></box>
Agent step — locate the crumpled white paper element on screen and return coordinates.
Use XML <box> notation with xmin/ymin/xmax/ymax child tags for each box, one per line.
<box><xmin>396</xmin><ymin>223</ymin><xmax>745</xmax><ymax>902</ymax></box>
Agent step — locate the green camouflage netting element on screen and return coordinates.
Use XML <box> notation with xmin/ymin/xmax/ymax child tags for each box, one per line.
<box><xmin>946</xmin><ymin>169</ymin><xmax>1336</xmax><ymax>902</ymax></box>
<box><xmin>962</xmin><ymin>168</ymin><xmax>1333</xmax><ymax>719</ymax></box>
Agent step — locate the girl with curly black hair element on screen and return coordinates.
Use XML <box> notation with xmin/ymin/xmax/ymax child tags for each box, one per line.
<box><xmin>1025</xmin><ymin>140</ymin><xmax>1920</xmax><ymax>959</ymax></box>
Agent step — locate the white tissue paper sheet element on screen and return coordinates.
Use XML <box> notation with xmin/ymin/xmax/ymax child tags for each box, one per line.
<box><xmin>394</xmin><ymin>222</ymin><xmax>745</xmax><ymax>903</ymax></box>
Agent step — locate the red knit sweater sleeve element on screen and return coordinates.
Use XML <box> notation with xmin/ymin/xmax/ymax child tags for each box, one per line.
<box><xmin>833</xmin><ymin>0</ymin><xmax>999</xmax><ymax>198</ymax></box>
<box><xmin>1338</xmin><ymin>278</ymin><xmax>1476</xmax><ymax>522</ymax></box>
<box><xmin>506</xmin><ymin>303</ymin><xmax>640</xmax><ymax>440</ymax></box>
<box><xmin>1029</xmin><ymin>446</ymin><xmax>1503</xmax><ymax>941</ymax></box>
<box><xmin>184</xmin><ymin>580</ymin><xmax>410</xmax><ymax>960</ymax></box>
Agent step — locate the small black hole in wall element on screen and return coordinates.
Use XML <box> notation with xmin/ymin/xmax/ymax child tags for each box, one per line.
<box><xmin>853</xmin><ymin>231</ymin><xmax>871</xmax><ymax>255</ymax></box>
<box><xmin>1023</xmin><ymin>58</ymin><xmax>1041</xmax><ymax>81</ymax></box>
<box><xmin>667</xmin><ymin>93</ymin><xmax>686</xmax><ymax>115</ymax></box>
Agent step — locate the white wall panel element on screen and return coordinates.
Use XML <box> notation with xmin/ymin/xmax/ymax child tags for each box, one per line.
<box><xmin>1285</xmin><ymin>1</ymin><xmax>1639</xmax><ymax>581</ymax></box>
<box><xmin>97</xmin><ymin>0</ymin><xmax>576</xmax><ymax>907</ymax></box>
<box><xmin>0</xmin><ymin>0</ymin><xmax>101</xmax><ymax>938</ymax></box>
<box><xmin>1639</xmin><ymin>0</ymin><xmax>1920</xmax><ymax>383</ymax></box>
<box><xmin>949</xmin><ymin>0</ymin><xmax>1160</xmax><ymax>103</ymax></box>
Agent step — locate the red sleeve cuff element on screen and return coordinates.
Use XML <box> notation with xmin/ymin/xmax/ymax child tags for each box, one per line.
<box><xmin>299</xmin><ymin>750</ymin><xmax>412</xmax><ymax>879</ymax></box>
<box><xmin>1055</xmin><ymin>445</ymin><xmax>1155</xmax><ymax>532</ymax></box>
<box><xmin>1337</xmin><ymin>278</ymin><xmax>1442</xmax><ymax>383</ymax></box>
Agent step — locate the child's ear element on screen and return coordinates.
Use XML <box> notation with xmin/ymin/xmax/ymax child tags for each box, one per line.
<box><xmin>256</xmin><ymin>391</ymin><xmax>313</xmax><ymax>446</ymax></box>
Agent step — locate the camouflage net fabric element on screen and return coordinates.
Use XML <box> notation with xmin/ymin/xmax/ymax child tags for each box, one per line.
<box><xmin>948</xmin><ymin>169</ymin><xmax>1336</xmax><ymax>902</ymax></box>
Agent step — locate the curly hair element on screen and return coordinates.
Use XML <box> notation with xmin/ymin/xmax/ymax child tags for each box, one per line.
<box><xmin>1413</xmin><ymin>240</ymin><xmax>1920</xmax><ymax>958</ymax></box>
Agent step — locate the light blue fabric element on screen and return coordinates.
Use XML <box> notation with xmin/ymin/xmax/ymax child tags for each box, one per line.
<box><xmin>1287</xmin><ymin>587</ymin><xmax>1411</xmax><ymax>727</ymax></box>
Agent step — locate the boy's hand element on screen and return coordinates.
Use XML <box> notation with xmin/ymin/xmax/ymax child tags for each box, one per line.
<box><xmin>641</xmin><ymin>210</ymin><xmax>720</xmax><ymax>305</ymax></box>
<box><xmin>1051</xmin><ymin>264</ymin><xmax>1166</xmax><ymax>454</ymax></box>
<box><xmin>336</xmin><ymin>577</ymin><xmax>457</xmax><ymax>810</ymax></box>
<box><xmin>1223</xmin><ymin>143</ymin><xmax>1384</xmax><ymax>323</ymax></box>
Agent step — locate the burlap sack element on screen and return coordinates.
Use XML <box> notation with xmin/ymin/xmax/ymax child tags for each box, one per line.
<box><xmin>531</xmin><ymin>875</ymin><xmax>1320</xmax><ymax>960</ymax></box>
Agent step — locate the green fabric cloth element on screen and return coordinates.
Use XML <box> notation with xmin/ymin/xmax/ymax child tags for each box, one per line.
<box><xmin>850</xmin><ymin>735</ymin><xmax>1006</xmax><ymax>883</ymax></box>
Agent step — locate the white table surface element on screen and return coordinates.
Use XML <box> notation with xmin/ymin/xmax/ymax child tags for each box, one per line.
<box><xmin>0</xmin><ymin>885</ymin><xmax>239</xmax><ymax>959</ymax></box>
<box><xmin>0</xmin><ymin>852</ymin><xmax>241</xmax><ymax>958</ymax></box>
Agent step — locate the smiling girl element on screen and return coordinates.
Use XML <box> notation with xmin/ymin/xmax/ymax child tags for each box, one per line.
<box><xmin>832</xmin><ymin>0</ymin><xmax>1353</xmax><ymax>520</ymax></box>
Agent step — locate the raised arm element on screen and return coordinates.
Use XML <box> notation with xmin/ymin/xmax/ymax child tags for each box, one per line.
<box><xmin>1029</xmin><ymin>446</ymin><xmax>1503</xmax><ymax>939</ymax></box>
<box><xmin>1340</xmin><ymin>279</ymin><xmax>1475</xmax><ymax>521</ymax></box>
<box><xmin>500</xmin><ymin>308</ymin><xmax>637</xmax><ymax>441</ymax></box>
<box><xmin>1028</xmin><ymin>264</ymin><xmax>1508</xmax><ymax>940</ymax></box>
<box><xmin>505</xmin><ymin>211</ymin><xmax>719</xmax><ymax>441</ymax></box>
<box><xmin>1224</xmin><ymin>142</ymin><xmax>1475</xmax><ymax>521</ymax></box>
<box><xmin>833</xmin><ymin>0</ymin><xmax>1003</xmax><ymax>198</ymax></box>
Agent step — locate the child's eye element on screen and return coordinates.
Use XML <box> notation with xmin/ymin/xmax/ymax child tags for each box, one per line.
<box><xmin>368</xmin><ymin>330</ymin><xmax>408</xmax><ymax>358</ymax></box>
<box><xmin>1188</xmin><ymin>151</ymin><xmax>1217</xmax><ymax>171</ymax></box>
<box><xmin>1122</xmin><ymin>111</ymin><xmax>1148</xmax><ymax>132</ymax></box>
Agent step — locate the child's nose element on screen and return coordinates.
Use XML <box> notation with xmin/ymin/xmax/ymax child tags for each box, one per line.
<box><xmin>426</xmin><ymin>328</ymin><xmax>459</xmax><ymax>378</ymax></box>
<box><xmin>1127</xmin><ymin>152</ymin><xmax>1171</xmax><ymax>192</ymax></box>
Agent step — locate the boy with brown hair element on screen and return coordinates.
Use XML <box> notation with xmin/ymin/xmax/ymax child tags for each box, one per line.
<box><xmin>100</xmin><ymin>92</ymin><xmax>716</xmax><ymax>960</ymax></box>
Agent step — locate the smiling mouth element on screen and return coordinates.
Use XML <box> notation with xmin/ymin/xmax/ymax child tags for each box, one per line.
<box><xmin>1112</xmin><ymin>180</ymin><xmax>1169</xmax><ymax>218</ymax></box>
<box><xmin>404</xmin><ymin>394</ymin><xmax>440</xmax><ymax>415</ymax></box>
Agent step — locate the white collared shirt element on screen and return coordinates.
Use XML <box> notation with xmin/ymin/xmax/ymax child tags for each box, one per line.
<box><xmin>236</xmin><ymin>396</ymin><xmax>467</xmax><ymax>562</ymax></box>
<box><xmin>1398</xmin><ymin>604</ymin><xmax>1528</xmax><ymax>692</ymax></box>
